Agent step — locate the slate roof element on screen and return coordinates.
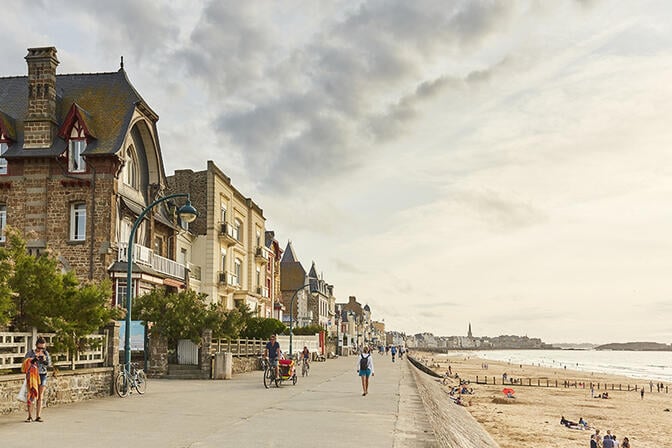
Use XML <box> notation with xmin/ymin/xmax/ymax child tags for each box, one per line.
<box><xmin>0</xmin><ymin>69</ymin><xmax>157</xmax><ymax>159</ymax></box>
<box><xmin>281</xmin><ymin>241</ymin><xmax>299</xmax><ymax>263</ymax></box>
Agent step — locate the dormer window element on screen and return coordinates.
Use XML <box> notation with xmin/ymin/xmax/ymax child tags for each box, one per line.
<box><xmin>123</xmin><ymin>145</ymin><xmax>139</xmax><ymax>189</ymax></box>
<box><xmin>69</xmin><ymin>139</ymin><xmax>86</xmax><ymax>173</ymax></box>
<box><xmin>58</xmin><ymin>104</ymin><xmax>95</xmax><ymax>174</ymax></box>
<box><xmin>0</xmin><ymin>133</ymin><xmax>8</xmax><ymax>175</ymax></box>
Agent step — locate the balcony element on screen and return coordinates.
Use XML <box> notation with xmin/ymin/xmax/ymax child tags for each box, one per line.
<box><xmin>256</xmin><ymin>286</ymin><xmax>269</xmax><ymax>298</ymax></box>
<box><xmin>118</xmin><ymin>242</ymin><xmax>186</xmax><ymax>280</ymax></box>
<box><xmin>219</xmin><ymin>223</ymin><xmax>239</xmax><ymax>246</ymax></box>
<box><xmin>218</xmin><ymin>271</ymin><xmax>240</xmax><ymax>291</ymax></box>
<box><xmin>255</xmin><ymin>246</ymin><xmax>271</xmax><ymax>264</ymax></box>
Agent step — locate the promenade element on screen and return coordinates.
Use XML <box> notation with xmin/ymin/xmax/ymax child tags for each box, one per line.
<box><xmin>0</xmin><ymin>354</ymin><xmax>437</xmax><ymax>447</ymax></box>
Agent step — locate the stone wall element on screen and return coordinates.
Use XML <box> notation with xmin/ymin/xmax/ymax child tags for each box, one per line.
<box><xmin>0</xmin><ymin>368</ymin><xmax>114</xmax><ymax>416</ymax></box>
<box><xmin>232</xmin><ymin>356</ymin><xmax>261</xmax><ymax>375</ymax></box>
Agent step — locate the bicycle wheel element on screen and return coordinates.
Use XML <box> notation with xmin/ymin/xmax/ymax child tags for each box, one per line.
<box><xmin>292</xmin><ymin>374</ymin><xmax>297</xmax><ymax>385</ymax></box>
<box><xmin>263</xmin><ymin>368</ymin><xmax>272</xmax><ymax>389</ymax></box>
<box><xmin>114</xmin><ymin>371</ymin><xmax>130</xmax><ymax>398</ymax></box>
<box><xmin>302</xmin><ymin>363</ymin><xmax>308</xmax><ymax>377</ymax></box>
<box><xmin>134</xmin><ymin>370</ymin><xmax>147</xmax><ymax>395</ymax></box>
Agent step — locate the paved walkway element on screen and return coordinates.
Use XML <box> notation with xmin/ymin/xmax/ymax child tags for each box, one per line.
<box><xmin>0</xmin><ymin>354</ymin><xmax>437</xmax><ymax>447</ymax></box>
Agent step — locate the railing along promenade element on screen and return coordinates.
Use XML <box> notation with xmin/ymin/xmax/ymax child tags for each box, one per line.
<box><xmin>0</xmin><ymin>328</ymin><xmax>107</xmax><ymax>371</ymax></box>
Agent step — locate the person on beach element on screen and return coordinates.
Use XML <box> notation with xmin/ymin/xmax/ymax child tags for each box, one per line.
<box><xmin>640</xmin><ymin>388</ymin><xmax>644</xmax><ymax>400</ymax></box>
<box><xmin>357</xmin><ymin>346</ymin><xmax>374</xmax><ymax>396</ymax></box>
<box><xmin>23</xmin><ymin>337</ymin><xmax>51</xmax><ymax>422</ymax></box>
<box><xmin>590</xmin><ymin>434</ymin><xmax>598</xmax><ymax>448</ymax></box>
<box><xmin>390</xmin><ymin>345</ymin><xmax>397</xmax><ymax>362</ymax></box>
<box><xmin>621</xmin><ymin>437</ymin><xmax>630</xmax><ymax>448</ymax></box>
<box><xmin>603</xmin><ymin>433</ymin><xmax>614</xmax><ymax>448</ymax></box>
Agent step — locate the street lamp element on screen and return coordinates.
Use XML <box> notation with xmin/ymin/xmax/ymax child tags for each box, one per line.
<box><xmin>335</xmin><ymin>305</ymin><xmax>341</xmax><ymax>356</ymax></box>
<box><xmin>288</xmin><ymin>282</ymin><xmax>311</xmax><ymax>356</ymax></box>
<box><xmin>124</xmin><ymin>193</ymin><xmax>197</xmax><ymax>374</ymax></box>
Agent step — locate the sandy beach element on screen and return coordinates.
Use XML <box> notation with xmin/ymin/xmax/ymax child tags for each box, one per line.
<box><xmin>414</xmin><ymin>351</ymin><xmax>671</xmax><ymax>448</ymax></box>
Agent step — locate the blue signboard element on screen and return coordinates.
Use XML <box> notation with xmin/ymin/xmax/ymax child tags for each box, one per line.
<box><xmin>118</xmin><ymin>320</ymin><xmax>145</xmax><ymax>351</ymax></box>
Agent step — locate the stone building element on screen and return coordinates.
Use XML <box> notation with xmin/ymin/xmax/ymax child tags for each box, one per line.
<box><xmin>0</xmin><ymin>46</ymin><xmax>189</xmax><ymax>306</ymax></box>
<box><xmin>265</xmin><ymin>231</ymin><xmax>284</xmax><ymax>320</ymax></box>
<box><xmin>307</xmin><ymin>261</ymin><xmax>335</xmax><ymax>331</ymax></box>
<box><xmin>167</xmin><ymin>161</ymin><xmax>272</xmax><ymax>314</ymax></box>
<box><xmin>279</xmin><ymin>241</ymin><xmax>311</xmax><ymax>327</ymax></box>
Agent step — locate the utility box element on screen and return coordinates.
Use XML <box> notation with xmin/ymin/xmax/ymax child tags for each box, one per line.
<box><xmin>213</xmin><ymin>352</ymin><xmax>233</xmax><ymax>379</ymax></box>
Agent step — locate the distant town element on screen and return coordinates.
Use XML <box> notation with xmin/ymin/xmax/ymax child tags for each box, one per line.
<box><xmin>400</xmin><ymin>323</ymin><xmax>555</xmax><ymax>351</ymax></box>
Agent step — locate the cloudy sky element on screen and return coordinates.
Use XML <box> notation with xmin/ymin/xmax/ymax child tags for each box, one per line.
<box><xmin>3</xmin><ymin>0</ymin><xmax>672</xmax><ymax>343</ymax></box>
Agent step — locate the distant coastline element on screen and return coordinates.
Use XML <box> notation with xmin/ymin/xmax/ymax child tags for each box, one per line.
<box><xmin>594</xmin><ymin>341</ymin><xmax>672</xmax><ymax>351</ymax></box>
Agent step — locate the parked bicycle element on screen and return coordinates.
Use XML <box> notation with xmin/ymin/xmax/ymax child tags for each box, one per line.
<box><xmin>115</xmin><ymin>362</ymin><xmax>147</xmax><ymax>397</ymax></box>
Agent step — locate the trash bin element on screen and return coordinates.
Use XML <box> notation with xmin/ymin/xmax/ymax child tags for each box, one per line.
<box><xmin>213</xmin><ymin>352</ymin><xmax>233</xmax><ymax>379</ymax></box>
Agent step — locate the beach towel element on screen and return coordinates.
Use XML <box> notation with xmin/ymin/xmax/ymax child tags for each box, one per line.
<box><xmin>21</xmin><ymin>358</ymin><xmax>40</xmax><ymax>405</ymax></box>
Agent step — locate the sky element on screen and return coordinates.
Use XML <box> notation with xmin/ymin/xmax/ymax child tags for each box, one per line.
<box><xmin>3</xmin><ymin>0</ymin><xmax>672</xmax><ymax>344</ymax></box>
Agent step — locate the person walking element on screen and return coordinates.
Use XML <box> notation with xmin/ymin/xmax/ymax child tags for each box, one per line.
<box><xmin>640</xmin><ymin>387</ymin><xmax>644</xmax><ymax>400</ymax></box>
<box><xmin>23</xmin><ymin>337</ymin><xmax>51</xmax><ymax>422</ymax></box>
<box><xmin>357</xmin><ymin>346</ymin><xmax>374</xmax><ymax>396</ymax></box>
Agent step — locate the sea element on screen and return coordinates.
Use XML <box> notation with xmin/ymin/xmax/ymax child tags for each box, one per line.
<box><xmin>438</xmin><ymin>349</ymin><xmax>672</xmax><ymax>383</ymax></box>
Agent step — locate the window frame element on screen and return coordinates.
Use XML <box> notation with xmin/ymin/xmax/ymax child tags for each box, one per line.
<box><xmin>0</xmin><ymin>137</ymin><xmax>8</xmax><ymax>175</ymax></box>
<box><xmin>233</xmin><ymin>219</ymin><xmax>242</xmax><ymax>241</ymax></box>
<box><xmin>70</xmin><ymin>202</ymin><xmax>87</xmax><ymax>241</ymax></box>
<box><xmin>0</xmin><ymin>204</ymin><xmax>6</xmax><ymax>243</ymax></box>
<box><xmin>68</xmin><ymin>139</ymin><xmax>87</xmax><ymax>173</ymax></box>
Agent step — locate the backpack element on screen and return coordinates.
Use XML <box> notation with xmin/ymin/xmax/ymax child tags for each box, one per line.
<box><xmin>360</xmin><ymin>354</ymin><xmax>369</xmax><ymax>371</ymax></box>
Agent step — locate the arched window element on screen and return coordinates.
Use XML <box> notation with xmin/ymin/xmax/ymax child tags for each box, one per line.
<box><xmin>123</xmin><ymin>145</ymin><xmax>139</xmax><ymax>189</ymax></box>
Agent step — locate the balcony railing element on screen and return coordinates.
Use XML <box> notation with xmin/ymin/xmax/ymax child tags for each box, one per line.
<box><xmin>255</xmin><ymin>246</ymin><xmax>271</xmax><ymax>263</ymax></box>
<box><xmin>118</xmin><ymin>242</ymin><xmax>186</xmax><ymax>280</ymax></box>
<box><xmin>256</xmin><ymin>285</ymin><xmax>269</xmax><ymax>298</ymax></box>
<box><xmin>219</xmin><ymin>223</ymin><xmax>240</xmax><ymax>246</ymax></box>
<box><xmin>218</xmin><ymin>271</ymin><xmax>240</xmax><ymax>288</ymax></box>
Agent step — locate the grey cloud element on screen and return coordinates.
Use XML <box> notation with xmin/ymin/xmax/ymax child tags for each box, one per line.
<box><xmin>65</xmin><ymin>0</ymin><xmax>181</xmax><ymax>63</ymax></box>
<box><xmin>452</xmin><ymin>189</ymin><xmax>546</xmax><ymax>230</ymax></box>
<box><xmin>331</xmin><ymin>258</ymin><xmax>364</xmax><ymax>275</ymax></box>
<box><xmin>173</xmin><ymin>0</ymin><xmax>521</xmax><ymax>191</ymax></box>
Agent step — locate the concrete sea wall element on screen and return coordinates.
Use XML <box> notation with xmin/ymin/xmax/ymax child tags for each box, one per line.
<box><xmin>407</xmin><ymin>357</ymin><xmax>500</xmax><ymax>448</ymax></box>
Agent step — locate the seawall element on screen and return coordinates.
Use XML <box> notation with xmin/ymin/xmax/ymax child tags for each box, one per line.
<box><xmin>407</xmin><ymin>356</ymin><xmax>501</xmax><ymax>448</ymax></box>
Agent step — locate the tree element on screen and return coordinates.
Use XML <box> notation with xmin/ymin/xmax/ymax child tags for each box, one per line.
<box><xmin>44</xmin><ymin>277</ymin><xmax>121</xmax><ymax>354</ymax></box>
<box><xmin>241</xmin><ymin>317</ymin><xmax>286</xmax><ymax>340</ymax></box>
<box><xmin>0</xmin><ymin>234</ymin><xmax>16</xmax><ymax>327</ymax></box>
<box><xmin>214</xmin><ymin>301</ymin><xmax>254</xmax><ymax>339</ymax></box>
<box><xmin>292</xmin><ymin>324</ymin><xmax>324</xmax><ymax>336</ymax></box>
<box><xmin>5</xmin><ymin>229</ymin><xmax>64</xmax><ymax>330</ymax></box>
<box><xmin>5</xmin><ymin>228</ymin><xmax>121</xmax><ymax>354</ymax></box>
<box><xmin>133</xmin><ymin>288</ymin><xmax>210</xmax><ymax>345</ymax></box>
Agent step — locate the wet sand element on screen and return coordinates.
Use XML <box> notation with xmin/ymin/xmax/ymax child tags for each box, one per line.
<box><xmin>414</xmin><ymin>351</ymin><xmax>671</xmax><ymax>448</ymax></box>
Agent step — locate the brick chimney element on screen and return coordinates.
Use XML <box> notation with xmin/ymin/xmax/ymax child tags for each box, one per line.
<box><xmin>23</xmin><ymin>47</ymin><xmax>59</xmax><ymax>149</ymax></box>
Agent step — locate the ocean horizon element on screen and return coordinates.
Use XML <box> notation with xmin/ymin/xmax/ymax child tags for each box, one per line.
<box><xmin>437</xmin><ymin>349</ymin><xmax>672</xmax><ymax>383</ymax></box>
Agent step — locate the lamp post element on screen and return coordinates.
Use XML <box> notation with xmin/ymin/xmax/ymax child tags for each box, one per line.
<box><xmin>335</xmin><ymin>305</ymin><xmax>341</xmax><ymax>356</ymax></box>
<box><xmin>124</xmin><ymin>193</ymin><xmax>197</xmax><ymax>374</ymax></box>
<box><xmin>288</xmin><ymin>283</ymin><xmax>311</xmax><ymax>357</ymax></box>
